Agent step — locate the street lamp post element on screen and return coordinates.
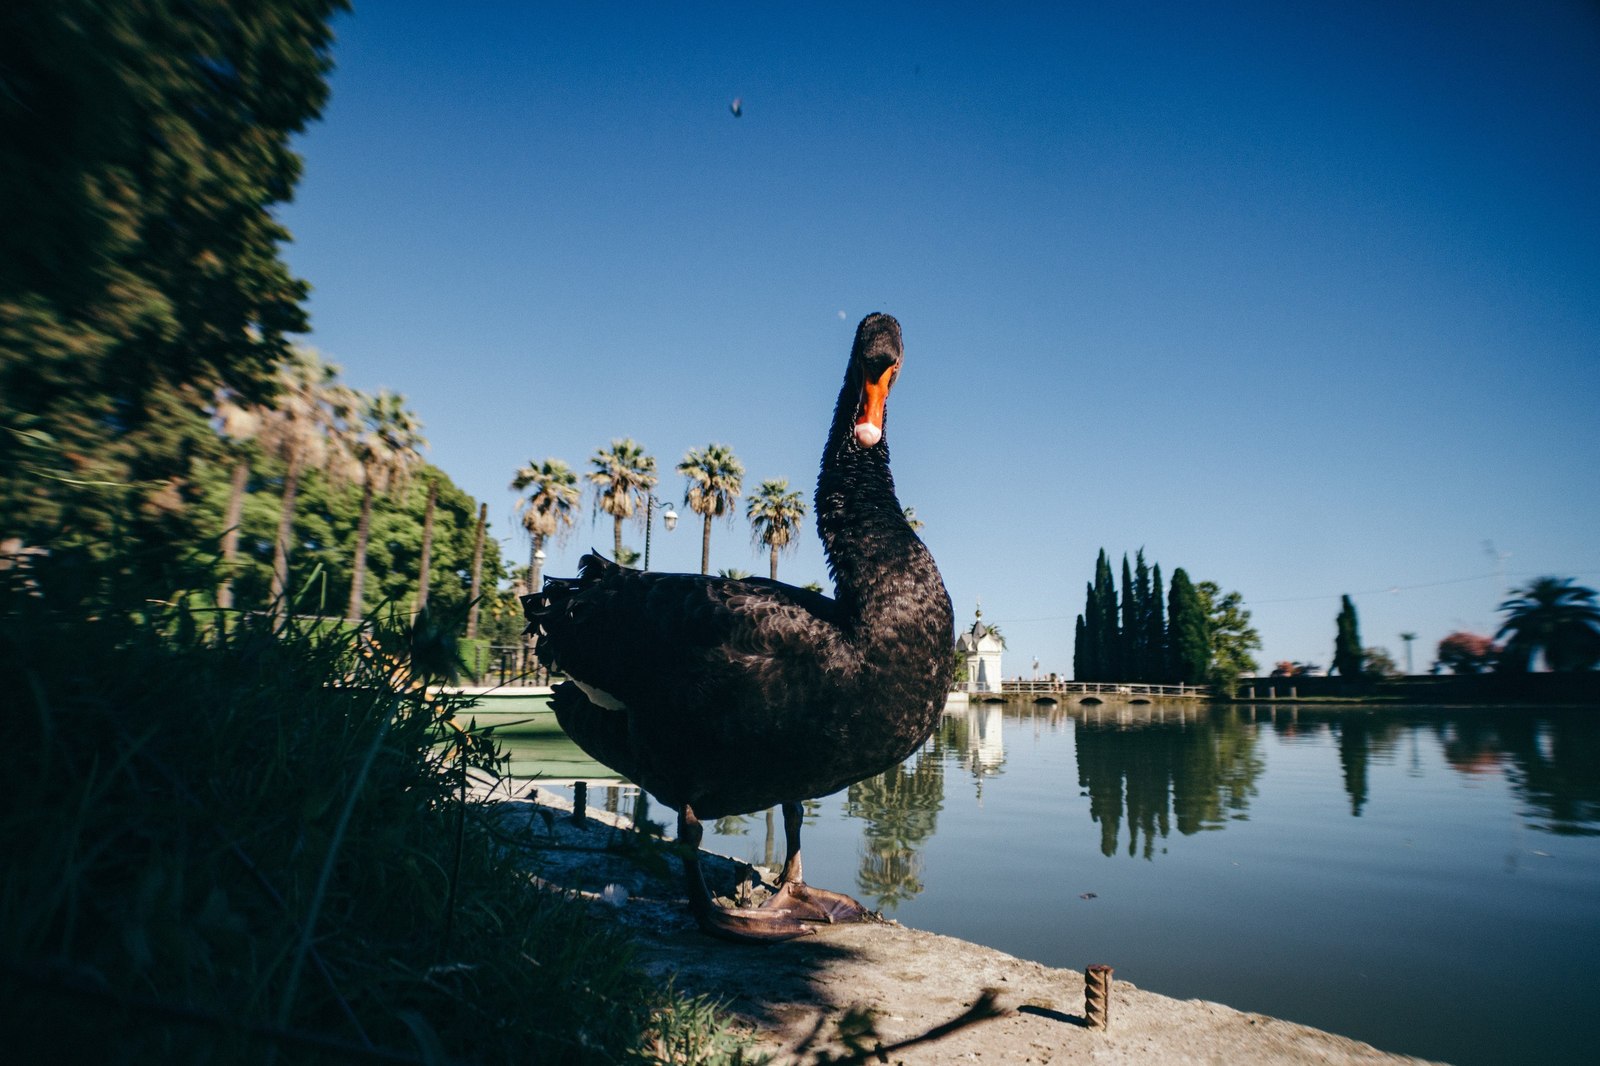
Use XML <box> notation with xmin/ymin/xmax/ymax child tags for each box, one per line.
<box><xmin>524</xmin><ymin>544</ymin><xmax>548</xmax><ymax>682</ymax></box>
<box><xmin>643</xmin><ymin>494</ymin><xmax>678</xmax><ymax>571</ymax></box>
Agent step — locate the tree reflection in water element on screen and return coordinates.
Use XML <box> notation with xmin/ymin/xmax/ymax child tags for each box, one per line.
<box><xmin>1254</xmin><ymin>706</ymin><xmax>1600</xmax><ymax>835</ymax></box>
<box><xmin>1076</xmin><ymin>706</ymin><xmax>1265</xmax><ymax>859</ymax></box>
<box><xmin>841</xmin><ymin>711</ymin><xmax>974</xmax><ymax>909</ymax></box>
<box><xmin>694</xmin><ymin>703</ymin><xmax>1599</xmax><ymax>920</ymax></box>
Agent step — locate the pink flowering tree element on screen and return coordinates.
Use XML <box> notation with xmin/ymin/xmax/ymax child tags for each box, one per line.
<box><xmin>1436</xmin><ymin>631</ymin><xmax>1497</xmax><ymax>674</ymax></box>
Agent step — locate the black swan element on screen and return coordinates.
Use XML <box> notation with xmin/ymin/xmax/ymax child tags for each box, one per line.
<box><xmin>522</xmin><ymin>312</ymin><xmax>954</xmax><ymax>942</ymax></box>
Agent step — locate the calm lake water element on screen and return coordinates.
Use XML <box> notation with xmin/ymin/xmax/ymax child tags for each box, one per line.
<box><xmin>507</xmin><ymin>701</ymin><xmax>1600</xmax><ymax>1066</ymax></box>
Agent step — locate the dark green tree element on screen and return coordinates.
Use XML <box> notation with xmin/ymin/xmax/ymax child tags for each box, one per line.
<box><xmin>1146</xmin><ymin>563</ymin><xmax>1166</xmax><ymax>683</ymax></box>
<box><xmin>1166</xmin><ymin>568</ymin><xmax>1209</xmax><ymax>686</ymax></box>
<box><xmin>1078</xmin><ymin>580</ymin><xmax>1100</xmax><ymax>681</ymax></box>
<box><xmin>1197</xmin><ymin>580</ymin><xmax>1262</xmax><ymax>697</ymax></box>
<box><xmin>1094</xmin><ymin>548</ymin><xmax>1119</xmax><ymax>680</ymax></box>
<box><xmin>1073</xmin><ymin>614</ymin><xmax>1088</xmax><ymax>680</ymax></box>
<box><xmin>1120</xmin><ymin>554</ymin><xmax>1139</xmax><ymax>681</ymax></box>
<box><xmin>1495</xmin><ymin>577</ymin><xmax>1600</xmax><ymax>672</ymax></box>
<box><xmin>187</xmin><ymin>451</ymin><xmax>504</xmax><ymax>624</ymax></box>
<box><xmin>1333</xmin><ymin>594</ymin><xmax>1364</xmax><ymax>678</ymax></box>
<box><xmin>1</xmin><ymin>1</ymin><xmax>347</xmax><ymax>573</ymax></box>
<box><xmin>1132</xmin><ymin>549</ymin><xmax>1152</xmax><ymax>681</ymax></box>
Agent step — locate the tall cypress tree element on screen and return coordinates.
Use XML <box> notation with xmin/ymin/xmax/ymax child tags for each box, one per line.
<box><xmin>1133</xmin><ymin>549</ymin><xmax>1152</xmax><ymax>681</ymax></box>
<box><xmin>1094</xmin><ymin>549</ymin><xmax>1119</xmax><ymax>681</ymax></box>
<box><xmin>1167</xmin><ymin>567</ymin><xmax>1210</xmax><ymax>685</ymax></box>
<box><xmin>1333</xmin><ymin>594</ymin><xmax>1364</xmax><ymax>679</ymax></box>
<box><xmin>1073</xmin><ymin>614</ymin><xmax>1088</xmax><ymax>681</ymax></box>
<box><xmin>1081</xmin><ymin>580</ymin><xmax>1100</xmax><ymax>680</ymax></box>
<box><xmin>1120</xmin><ymin>554</ymin><xmax>1139</xmax><ymax>681</ymax></box>
<box><xmin>1147</xmin><ymin>563</ymin><xmax>1166</xmax><ymax>683</ymax></box>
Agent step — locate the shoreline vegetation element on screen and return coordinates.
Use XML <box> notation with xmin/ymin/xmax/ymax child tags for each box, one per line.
<box><xmin>0</xmin><ymin>553</ymin><xmax>750</xmax><ymax>1064</ymax></box>
<box><xmin>0</xmin><ymin>552</ymin><xmax>1038</xmax><ymax>1064</ymax></box>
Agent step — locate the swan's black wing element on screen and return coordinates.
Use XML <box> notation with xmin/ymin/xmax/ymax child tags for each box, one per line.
<box><xmin>525</xmin><ymin>553</ymin><xmax>850</xmax><ymax>705</ymax></box>
<box><xmin>523</xmin><ymin>554</ymin><xmax>866</xmax><ymax>813</ymax></box>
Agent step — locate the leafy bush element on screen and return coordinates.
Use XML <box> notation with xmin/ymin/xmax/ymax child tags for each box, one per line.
<box><xmin>0</xmin><ymin>549</ymin><xmax>740</xmax><ymax>1063</ymax></box>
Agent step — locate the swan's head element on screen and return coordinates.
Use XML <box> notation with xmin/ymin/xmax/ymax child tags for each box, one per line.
<box><xmin>850</xmin><ymin>313</ymin><xmax>902</xmax><ymax>448</ymax></box>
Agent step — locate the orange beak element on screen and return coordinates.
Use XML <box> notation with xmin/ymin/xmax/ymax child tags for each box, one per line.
<box><xmin>854</xmin><ymin>365</ymin><xmax>895</xmax><ymax>447</ymax></box>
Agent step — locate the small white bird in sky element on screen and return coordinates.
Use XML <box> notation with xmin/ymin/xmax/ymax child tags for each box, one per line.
<box><xmin>730</xmin><ymin>97</ymin><xmax>743</xmax><ymax>117</ymax></box>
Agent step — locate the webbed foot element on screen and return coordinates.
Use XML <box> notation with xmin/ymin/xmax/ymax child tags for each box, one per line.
<box><xmin>762</xmin><ymin>881</ymin><xmax>870</xmax><ymax>924</ymax></box>
<box><xmin>694</xmin><ymin>899</ymin><xmax>817</xmax><ymax>944</ymax></box>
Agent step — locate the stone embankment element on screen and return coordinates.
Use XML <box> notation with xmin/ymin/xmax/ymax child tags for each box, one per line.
<box><xmin>485</xmin><ymin>784</ymin><xmax>1445</xmax><ymax>1065</ymax></box>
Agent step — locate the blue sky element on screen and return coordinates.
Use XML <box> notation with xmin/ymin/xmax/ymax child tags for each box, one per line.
<box><xmin>280</xmin><ymin>1</ymin><xmax>1599</xmax><ymax>677</ymax></box>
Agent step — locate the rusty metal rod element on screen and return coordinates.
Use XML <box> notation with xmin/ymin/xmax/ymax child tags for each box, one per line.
<box><xmin>1085</xmin><ymin>964</ymin><xmax>1114</xmax><ymax>1030</ymax></box>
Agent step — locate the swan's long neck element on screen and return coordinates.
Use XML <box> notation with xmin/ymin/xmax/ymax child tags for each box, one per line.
<box><xmin>815</xmin><ymin>367</ymin><xmax>942</xmax><ymax>639</ymax></box>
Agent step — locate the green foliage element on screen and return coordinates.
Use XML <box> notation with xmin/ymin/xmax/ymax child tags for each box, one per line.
<box><xmin>1077</xmin><ymin>550</ymin><xmax>1218</xmax><ymax>688</ymax></box>
<box><xmin>1333</xmin><ymin>595</ymin><xmax>1364</xmax><ymax>679</ymax></box>
<box><xmin>186</xmin><ymin>453</ymin><xmax>505</xmax><ymax>622</ymax></box>
<box><xmin>588</xmin><ymin>439</ymin><xmax>658</xmax><ymax>563</ymax></box>
<box><xmin>746</xmin><ymin>478</ymin><xmax>808</xmax><ymax>581</ymax></box>
<box><xmin>1119</xmin><ymin>554</ymin><xmax>1138</xmax><ymax>680</ymax></box>
<box><xmin>1197</xmin><ymin>580</ymin><xmax>1262</xmax><ymax>697</ymax></box>
<box><xmin>1146</xmin><ymin>564</ymin><xmax>1166</xmax><ymax>680</ymax></box>
<box><xmin>1362</xmin><ymin>646</ymin><xmax>1400</xmax><ymax>678</ymax></box>
<box><xmin>1166</xmin><ymin>568</ymin><xmax>1210</xmax><ymax>686</ymax></box>
<box><xmin>1132</xmin><ymin>549</ymin><xmax>1152</xmax><ymax>681</ymax></box>
<box><xmin>510</xmin><ymin>456</ymin><xmax>581</xmax><ymax>593</ymax></box>
<box><xmin>1</xmin><ymin>0</ymin><xmax>347</xmax><ymax>569</ymax></box>
<box><xmin>0</xmin><ymin>550</ymin><xmax>746</xmax><ymax>1063</ymax></box>
<box><xmin>1094</xmin><ymin>549</ymin><xmax>1118</xmax><ymax>680</ymax></box>
<box><xmin>678</xmin><ymin>443</ymin><xmax>744</xmax><ymax>575</ymax></box>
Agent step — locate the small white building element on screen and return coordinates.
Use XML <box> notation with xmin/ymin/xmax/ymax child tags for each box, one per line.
<box><xmin>955</xmin><ymin>606</ymin><xmax>1004</xmax><ymax>693</ymax></box>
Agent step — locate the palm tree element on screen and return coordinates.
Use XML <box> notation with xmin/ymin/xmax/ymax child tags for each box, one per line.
<box><xmin>903</xmin><ymin>506</ymin><xmax>924</xmax><ymax>532</ymax></box>
<box><xmin>511</xmin><ymin>458</ymin><xmax>581</xmax><ymax>595</ymax></box>
<box><xmin>1496</xmin><ymin>576</ymin><xmax>1600</xmax><ymax>672</ymax></box>
<box><xmin>677</xmin><ymin>443</ymin><xmax>744</xmax><ymax>575</ymax></box>
<box><xmin>414</xmin><ymin>477</ymin><xmax>439</xmax><ymax>614</ymax></box>
<box><xmin>746</xmin><ymin>478</ymin><xmax>807</xmax><ymax>581</ymax></box>
<box><xmin>346</xmin><ymin>389</ymin><xmax>426</xmax><ymax>620</ymax></box>
<box><xmin>212</xmin><ymin>392</ymin><xmax>262</xmax><ymax>612</ymax></box>
<box><xmin>253</xmin><ymin>349</ymin><xmax>357</xmax><ymax>624</ymax></box>
<box><xmin>587</xmin><ymin>440</ymin><xmax>657</xmax><ymax>564</ymax></box>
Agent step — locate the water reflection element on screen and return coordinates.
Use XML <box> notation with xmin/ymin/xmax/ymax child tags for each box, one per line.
<box><xmin>1428</xmin><ymin>711</ymin><xmax>1600</xmax><ymax>835</ymax></box>
<box><xmin>843</xmin><ymin>733</ymin><xmax>947</xmax><ymax>908</ymax></box>
<box><xmin>1076</xmin><ymin>705</ymin><xmax>1264</xmax><ymax>858</ymax></box>
<box><xmin>832</xmin><ymin>702</ymin><xmax>1600</xmax><ymax>904</ymax></box>
<box><xmin>1243</xmin><ymin>706</ymin><xmax>1600</xmax><ymax>835</ymax></box>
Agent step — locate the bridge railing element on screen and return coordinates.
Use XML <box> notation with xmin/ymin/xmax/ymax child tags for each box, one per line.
<box><xmin>981</xmin><ymin>679</ymin><xmax>1209</xmax><ymax>698</ymax></box>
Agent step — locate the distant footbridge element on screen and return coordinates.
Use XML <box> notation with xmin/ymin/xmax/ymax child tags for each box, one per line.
<box><xmin>959</xmin><ymin>680</ymin><xmax>1210</xmax><ymax>700</ymax></box>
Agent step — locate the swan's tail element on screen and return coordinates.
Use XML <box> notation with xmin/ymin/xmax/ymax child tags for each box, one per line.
<box><xmin>520</xmin><ymin>551</ymin><xmax>621</xmax><ymax>670</ymax></box>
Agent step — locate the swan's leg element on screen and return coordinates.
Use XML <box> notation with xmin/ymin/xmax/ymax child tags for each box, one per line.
<box><xmin>677</xmin><ymin>804</ymin><xmax>815</xmax><ymax>944</ymax></box>
<box><xmin>761</xmin><ymin>801</ymin><xmax>870</xmax><ymax>924</ymax></box>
